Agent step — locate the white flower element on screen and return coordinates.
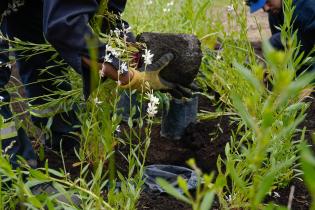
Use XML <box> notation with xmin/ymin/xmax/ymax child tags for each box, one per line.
<box><xmin>142</xmin><ymin>49</ymin><xmax>154</xmax><ymax>65</ymax></box>
<box><xmin>147</xmin><ymin>0</ymin><xmax>153</xmax><ymax>5</ymax></box>
<box><xmin>99</xmin><ymin>69</ymin><xmax>105</xmax><ymax>78</ymax></box>
<box><xmin>93</xmin><ymin>97</ymin><xmax>103</xmax><ymax>105</ymax></box>
<box><xmin>115</xmin><ymin>125</ymin><xmax>121</xmax><ymax>133</ymax></box>
<box><xmin>4</xmin><ymin>140</ymin><xmax>16</xmax><ymax>154</ymax></box>
<box><xmin>104</xmin><ymin>53</ymin><xmax>113</xmax><ymax>63</ymax></box>
<box><xmin>273</xmin><ymin>192</ymin><xmax>281</xmax><ymax>198</ymax></box>
<box><xmin>167</xmin><ymin>1</ymin><xmax>174</xmax><ymax>7</ymax></box>
<box><xmin>0</xmin><ymin>96</ymin><xmax>4</xmax><ymax>102</ymax></box>
<box><xmin>106</xmin><ymin>45</ymin><xmax>120</xmax><ymax>57</ymax></box>
<box><xmin>227</xmin><ymin>4</ymin><xmax>234</xmax><ymax>12</ymax></box>
<box><xmin>118</xmin><ymin>62</ymin><xmax>128</xmax><ymax>75</ymax></box>
<box><xmin>113</xmin><ymin>28</ymin><xmax>121</xmax><ymax>37</ymax></box>
<box><xmin>163</xmin><ymin>8</ymin><xmax>171</xmax><ymax>12</ymax></box>
<box><xmin>216</xmin><ymin>54</ymin><xmax>222</xmax><ymax>60</ymax></box>
<box><xmin>225</xmin><ymin>195</ymin><xmax>232</xmax><ymax>203</ymax></box>
<box><xmin>5</xmin><ymin>63</ymin><xmax>11</xmax><ymax>69</ymax></box>
<box><xmin>163</xmin><ymin>1</ymin><xmax>173</xmax><ymax>12</ymax></box>
<box><xmin>111</xmin><ymin>50</ymin><xmax>121</xmax><ymax>57</ymax></box>
<box><xmin>147</xmin><ymin>103</ymin><xmax>158</xmax><ymax>117</ymax></box>
<box><xmin>106</xmin><ymin>44</ymin><xmax>114</xmax><ymax>53</ymax></box>
<box><xmin>146</xmin><ymin>91</ymin><xmax>159</xmax><ymax>117</ymax></box>
<box><xmin>122</xmin><ymin>23</ymin><xmax>132</xmax><ymax>34</ymax></box>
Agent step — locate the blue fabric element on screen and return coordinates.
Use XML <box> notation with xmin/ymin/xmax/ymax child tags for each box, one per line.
<box><xmin>0</xmin><ymin>0</ymin><xmax>83</xmax><ymax>166</ymax></box>
<box><xmin>268</xmin><ymin>0</ymin><xmax>315</xmax><ymax>55</ymax></box>
<box><xmin>249</xmin><ymin>0</ymin><xmax>267</xmax><ymax>13</ymax></box>
<box><xmin>268</xmin><ymin>0</ymin><xmax>315</xmax><ymax>71</ymax></box>
<box><xmin>43</xmin><ymin>0</ymin><xmax>131</xmax><ymax>97</ymax></box>
<box><xmin>292</xmin><ymin>0</ymin><xmax>315</xmax><ymax>57</ymax></box>
<box><xmin>0</xmin><ymin>0</ymin><xmax>133</xmax><ymax>166</ymax></box>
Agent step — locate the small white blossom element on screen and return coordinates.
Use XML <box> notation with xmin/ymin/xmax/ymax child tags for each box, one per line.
<box><xmin>111</xmin><ymin>50</ymin><xmax>121</xmax><ymax>57</ymax></box>
<box><xmin>225</xmin><ymin>195</ymin><xmax>232</xmax><ymax>203</ymax></box>
<box><xmin>5</xmin><ymin>63</ymin><xmax>12</xmax><ymax>69</ymax></box>
<box><xmin>0</xmin><ymin>96</ymin><xmax>4</xmax><ymax>102</ymax></box>
<box><xmin>99</xmin><ymin>69</ymin><xmax>105</xmax><ymax>78</ymax></box>
<box><xmin>167</xmin><ymin>1</ymin><xmax>174</xmax><ymax>6</ymax></box>
<box><xmin>147</xmin><ymin>0</ymin><xmax>153</xmax><ymax>5</ymax></box>
<box><xmin>122</xmin><ymin>23</ymin><xmax>132</xmax><ymax>34</ymax></box>
<box><xmin>106</xmin><ymin>45</ymin><xmax>120</xmax><ymax>57</ymax></box>
<box><xmin>93</xmin><ymin>97</ymin><xmax>103</xmax><ymax>105</ymax></box>
<box><xmin>273</xmin><ymin>192</ymin><xmax>281</xmax><ymax>198</ymax></box>
<box><xmin>4</xmin><ymin>140</ymin><xmax>16</xmax><ymax>154</ymax></box>
<box><xmin>113</xmin><ymin>28</ymin><xmax>121</xmax><ymax>37</ymax></box>
<box><xmin>163</xmin><ymin>1</ymin><xmax>174</xmax><ymax>12</ymax></box>
<box><xmin>106</xmin><ymin>44</ymin><xmax>114</xmax><ymax>53</ymax></box>
<box><xmin>115</xmin><ymin>125</ymin><xmax>121</xmax><ymax>133</ymax></box>
<box><xmin>104</xmin><ymin>53</ymin><xmax>113</xmax><ymax>63</ymax></box>
<box><xmin>142</xmin><ymin>49</ymin><xmax>154</xmax><ymax>65</ymax></box>
<box><xmin>163</xmin><ymin>8</ymin><xmax>171</xmax><ymax>12</ymax></box>
<box><xmin>146</xmin><ymin>91</ymin><xmax>159</xmax><ymax>117</ymax></box>
<box><xmin>227</xmin><ymin>4</ymin><xmax>234</xmax><ymax>12</ymax></box>
<box><xmin>118</xmin><ymin>62</ymin><xmax>128</xmax><ymax>75</ymax></box>
<box><xmin>216</xmin><ymin>54</ymin><xmax>222</xmax><ymax>60</ymax></box>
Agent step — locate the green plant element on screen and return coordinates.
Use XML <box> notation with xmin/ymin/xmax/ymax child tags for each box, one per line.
<box><xmin>157</xmin><ymin>159</ymin><xmax>215</xmax><ymax>210</ymax></box>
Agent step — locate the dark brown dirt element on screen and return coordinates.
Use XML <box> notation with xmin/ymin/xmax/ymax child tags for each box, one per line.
<box><xmin>38</xmin><ymin>93</ymin><xmax>313</xmax><ymax>210</ymax></box>
<box><xmin>264</xmin><ymin>179</ymin><xmax>311</xmax><ymax>210</ymax></box>
<box><xmin>135</xmin><ymin>95</ymin><xmax>313</xmax><ymax>210</ymax></box>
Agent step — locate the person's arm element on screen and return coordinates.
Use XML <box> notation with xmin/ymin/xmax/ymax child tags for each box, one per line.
<box><xmin>42</xmin><ymin>0</ymin><xmax>188</xmax><ymax>98</ymax></box>
<box><xmin>296</xmin><ymin>2</ymin><xmax>315</xmax><ymax>56</ymax></box>
<box><xmin>269</xmin><ymin>32</ymin><xmax>284</xmax><ymax>51</ymax></box>
<box><xmin>43</xmin><ymin>0</ymin><xmax>137</xmax><ymax>97</ymax></box>
<box><xmin>268</xmin><ymin>12</ymin><xmax>284</xmax><ymax>35</ymax></box>
<box><xmin>43</xmin><ymin>0</ymin><xmax>126</xmax><ymax>74</ymax></box>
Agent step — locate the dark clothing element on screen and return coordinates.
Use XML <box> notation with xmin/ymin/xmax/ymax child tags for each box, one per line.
<box><xmin>0</xmin><ymin>29</ymin><xmax>37</xmax><ymax>168</ymax></box>
<box><xmin>0</xmin><ymin>0</ymin><xmax>131</xmax><ymax>167</ymax></box>
<box><xmin>268</xmin><ymin>0</ymin><xmax>315</xmax><ymax>63</ymax></box>
<box><xmin>268</xmin><ymin>12</ymin><xmax>284</xmax><ymax>50</ymax></box>
<box><xmin>43</xmin><ymin>0</ymin><xmax>133</xmax><ymax>96</ymax></box>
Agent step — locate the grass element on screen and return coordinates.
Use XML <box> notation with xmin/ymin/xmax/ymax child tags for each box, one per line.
<box><xmin>0</xmin><ymin>0</ymin><xmax>314</xmax><ymax>209</ymax></box>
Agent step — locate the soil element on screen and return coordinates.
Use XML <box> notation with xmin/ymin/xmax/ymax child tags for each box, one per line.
<box><xmin>38</xmin><ymin>93</ymin><xmax>313</xmax><ymax>210</ymax></box>
<box><xmin>135</xmin><ymin>95</ymin><xmax>313</xmax><ymax>210</ymax></box>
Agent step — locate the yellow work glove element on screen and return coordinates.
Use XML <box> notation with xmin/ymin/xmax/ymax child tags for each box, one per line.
<box><xmin>121</xmin><ymin>53</ymin><xmax>175</xmax><ymax>91</ymax></box>
<box><xmin>121</xmin><ymin>52</ymin><xmax>200</xmax><ymax>98</ymax></box>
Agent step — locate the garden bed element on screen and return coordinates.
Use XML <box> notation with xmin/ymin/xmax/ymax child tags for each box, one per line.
<box><xmin>40</xmin><ymin>94</ymin><xmax>313</xmax><ymax>209</ymax></box>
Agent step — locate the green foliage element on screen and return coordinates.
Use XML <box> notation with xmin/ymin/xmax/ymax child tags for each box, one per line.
<box><xmin>0</xmin><ymin>0</ymin><xmax>314</xmax><ymax>209</ymax></box>
<box><xmin>300</xmin><ymin>142</ymin><xmax>315</xmax><ymax>210</ymax></box>
<box><xmin>157</xmin><ymin>159</ymin><xmax>215</xmax><ymax>210</ymax></box>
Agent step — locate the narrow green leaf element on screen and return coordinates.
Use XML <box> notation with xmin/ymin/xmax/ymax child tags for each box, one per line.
<box><xmin>200</xmin><ymin>191</ymin><xmax>215</xmax><ymax>210</ymax></box>
<box><xmin>156</xmin><ymin>178</ymin><xmax>191</xmax><ymax>204</ymax></box>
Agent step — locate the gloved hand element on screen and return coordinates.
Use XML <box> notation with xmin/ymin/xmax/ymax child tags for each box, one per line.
<box><xmin>121</xmin><ymin>53</ymin><xmax>199</xmax><ymax>98</ymax></box>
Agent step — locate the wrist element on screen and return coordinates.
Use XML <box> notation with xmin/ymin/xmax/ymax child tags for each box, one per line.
<box><xmin>101</xmin><ymin>62</ymin><xmax>134</xmax><ymax>85</ymax></box>
<box><xmin>120</xmin><ymin>70</ymin><xmax>134</xmax><ymax>85</ymax></box>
